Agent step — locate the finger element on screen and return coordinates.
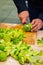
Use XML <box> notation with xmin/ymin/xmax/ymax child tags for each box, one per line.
<box><xmin>35</xmin><ymin>24</ymin><xmax>41</xmax><ymax>31</ymax></box>
<box><xmin>35</xmin><ymin>23</ymin><xmax>42</xmax><ymax>31</ymax></box>
<box><xmin>31</xmin><ymin>25</ymin><xmax>38</xmax><ymax>31</ymax></box>
<box><xmin>32</xmin><ymin>21</ymin><xmax>38</xmax><ymax>28</ymax></box>
<box><xmin>32</xmin><ymin>23</ymin><xmax>41</xmax><ymax>32</ymax></box>
<box><xmin>31</xmin><ymin>19</ymin><xmax>36</xmax><ymax>25</ymax></box>
<box><xmin>37</xmin><ymin>23</ymin><xmax>42</xmax><ymax>30</ymax></box>
<box><xmin>22</xmin><ymin>18</ymin><xmax>27</xmax><ymax>24</ymax></box>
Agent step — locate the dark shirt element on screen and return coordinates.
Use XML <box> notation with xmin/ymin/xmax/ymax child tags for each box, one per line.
<box><xmin>13</xmin><ymin>0</ymin><xmax>43</xmax><ymax>21</ymax></box>
<box><xmin>29</xmin><ymin>0</ymin><xmax>43</xmax><ymax>9</ymax></box>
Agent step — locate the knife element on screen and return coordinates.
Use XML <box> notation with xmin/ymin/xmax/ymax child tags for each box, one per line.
<box><xmin>22</xmin><ymin>18</ymin><xmax>30</xmax><ymax>25</ymax></box>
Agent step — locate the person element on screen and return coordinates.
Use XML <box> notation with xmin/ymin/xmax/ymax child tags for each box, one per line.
<box><xmin>13</xmin><ymin>0</ymin><xmax>43</xmax><ymax>31</ymax></box>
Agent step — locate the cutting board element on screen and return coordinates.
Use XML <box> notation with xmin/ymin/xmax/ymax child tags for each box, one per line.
<box><xmin>0</xmin><ymin>23</ymin><xmax>43</xmax><ymax>65</ymax></box>
<box><xmin>0</xmin><ymin>23</ymin><xmax>36</xmax><ymax>44</ymax></box>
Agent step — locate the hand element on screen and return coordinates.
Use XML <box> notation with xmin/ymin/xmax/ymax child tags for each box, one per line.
<box><xmin>18</xmin><ymin>11</ymin><xmax>29</xmax><ymax>24</ymax></box>
<box><xmin>31</xmin><ymin>19</ymin><xmax>43</xmax><ymax>31</ymax></box>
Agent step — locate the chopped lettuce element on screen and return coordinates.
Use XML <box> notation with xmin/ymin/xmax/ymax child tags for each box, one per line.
<box><xmin>37</xmin><ymin>37</ymin><xmax>43</xmax><ymax>46</ymax></box>
<box><xmin>0</xmin><ymin>28</ymin><xmax>43</xmax><ymax>65</ymax></box>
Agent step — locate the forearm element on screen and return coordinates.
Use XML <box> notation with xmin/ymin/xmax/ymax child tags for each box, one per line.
<box><xmin>13</xmin><ymin>0</ymin><xmax>28</xmax><ymax>13</ymax></box>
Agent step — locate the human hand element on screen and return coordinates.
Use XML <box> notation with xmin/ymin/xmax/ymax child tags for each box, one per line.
<box><xmin>18</xmin><ymin>11</ymin><xmax>29</xmax><ymax>24</ymax></box>
<box><xmin>31</xmin><ymin>19</ymin><xmax>43</xmax><ymax>31</ymax></box>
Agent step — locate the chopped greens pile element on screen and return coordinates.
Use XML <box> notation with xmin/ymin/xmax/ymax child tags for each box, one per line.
<box><xmin>23</xmin><ymin>23</ymin><xmax>32</xmax><ymax>32</ymax></box>
<box><xmin>37</xmin><ymin>37</ymin><xmax>43</xmax><ymax>46</ymax></box>
<box><xmin>0</xmin><ymin>28</ymin><xmax>43</xmax><ymax>65</ymax></box>
<box><xmin>0</xmin><ymin>28</ymin><xmax>25</xmax><ymax>61</ymax></box>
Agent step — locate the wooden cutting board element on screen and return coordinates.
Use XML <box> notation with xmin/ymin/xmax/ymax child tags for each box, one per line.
<box><xmin>0</xmin><ymin>23</ymin><xmax>36</xmax><ymax>44</ymax></box>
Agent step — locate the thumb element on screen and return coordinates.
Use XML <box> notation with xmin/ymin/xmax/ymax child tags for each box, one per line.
<box><xmin>22</xmin><ymin>18</ymin><xmax>27</xmax><ymax>24</ymax></box>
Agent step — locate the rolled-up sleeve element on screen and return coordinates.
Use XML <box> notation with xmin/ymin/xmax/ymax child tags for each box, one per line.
<box><xmin>13</xmin><ymin>0</ymin><xmax>28</xmax><ymax>14</ymax></box>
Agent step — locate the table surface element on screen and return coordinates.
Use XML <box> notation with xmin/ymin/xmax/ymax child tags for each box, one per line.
<box><xmin>0</xmin><ymin>31</ymin><xmax>43</xmax><ymax>65</ymax></box>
